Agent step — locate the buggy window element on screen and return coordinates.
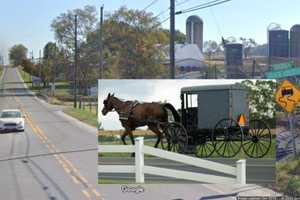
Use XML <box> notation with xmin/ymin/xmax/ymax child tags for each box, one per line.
<box><xmin>188</xmin><ymin>94</ymin><xmax>198</xmax><ymax>108</ymax></box>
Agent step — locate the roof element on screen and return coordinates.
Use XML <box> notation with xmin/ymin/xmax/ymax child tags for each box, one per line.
<box><xmin>186</xmin><ymin>15</ymin><xmax>203</xmax><ymax>23</ymax></box>
<box><xmin>181</xmin><ymin>83</ymin><xmax>247</xmax><ymax>93</ymax></box>
<box><xmin>161</xmin><ymin>44</ymin><xmax>205</xmax><ymax>68</ymax></box>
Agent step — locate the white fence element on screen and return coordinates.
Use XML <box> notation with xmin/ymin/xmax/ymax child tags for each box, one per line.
<box><xmin>98</xmin><ymin>137</ymin><xmax>246</xmax><ymax>184</ymax></box>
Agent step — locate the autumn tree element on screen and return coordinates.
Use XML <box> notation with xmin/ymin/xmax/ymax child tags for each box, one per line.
<box><xmin>99</xmin><ymin>6</ymin><xmax>168</xmax><ymax>78</ymax></box>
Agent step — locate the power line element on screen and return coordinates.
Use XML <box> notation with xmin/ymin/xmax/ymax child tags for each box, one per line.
<box><xmin>180</xmin><ymin>0</ymin><xmax>223</xmax><ymax>12</ymax></box>
<box><xmin>154</xmin><ymin>0</ymin><xmax>192</xmax><ymax>19</ymax></box>
<box><xmin>142</xmin><ymin>0</ymin><xmax>159</xmax><ymax>11</ymax></box>
<box><xmin>176</xmin><ymin>0</ymin><xmax>233</xmax><ymax>15</ymax></box>
<box><xmin>152</xmin><ymin>17</ymin><xmax>170</xmax><ymax>29</ymax></box>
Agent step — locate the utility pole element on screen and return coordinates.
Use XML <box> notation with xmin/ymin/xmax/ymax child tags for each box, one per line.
<box><xmin>252</xmin><ymin>58</ymin><xmax>256</xmax><ymax>79</ymax></box>
<box><xmin>170</xmin><ymin>0</ymin><xmax>175</xmax><ymax>79</ymax></box>
<box><xmin>74</xmin><ymin>14</ymin><xmax>78</xmax><ymax>108</ymax></box>
<box><xmin>39</xmin><ymin>50</ymin><xmax>42</xmax><ymax>88</ymax></box>
<box><xmin>99</xmin><ymin>5</ymin><xmax>104</xmax><ymax>79</ymax></box>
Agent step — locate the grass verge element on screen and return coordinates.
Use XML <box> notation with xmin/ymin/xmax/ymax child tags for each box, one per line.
<box><xmin>63</xmin><ymin>107</ymin><xmax>98</xmax><ymax>128</ymax></box>
<box><xmin>276</xmin><ymin>157</ymin><xmax>300</xmax><ymax>196</ymax></box>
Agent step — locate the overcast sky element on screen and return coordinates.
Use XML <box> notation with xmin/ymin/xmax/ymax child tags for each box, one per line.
<box><xmin>98</xmin><ymin>79</ymin><xmax>244</xmax><ymax>130</ymax></box>
<box><xmin>1</xmin><ymin>0</ymin><xmax>300</xmax><ymax>64</ymax></box>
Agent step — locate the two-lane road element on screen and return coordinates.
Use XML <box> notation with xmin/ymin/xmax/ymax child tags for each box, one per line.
<box><xmin>0</xmin><ymin>67</ymin><xmax>101</xmax><ymax>200</ymax></box>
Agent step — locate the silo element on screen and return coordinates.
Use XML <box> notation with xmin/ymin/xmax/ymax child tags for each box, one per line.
<box><xmin>225</xmin><ymin>43</ymin><xmax>244</xmax><ymax>78</ymax></box>
<box><xmin>225</xmin><ymin>43</ymin><xmax>243</xmax><ymax>66</ymax></box>
<box><xmin>268</xmin><ymin>29</ymin><xmax>289</xmax><ymax>58</ymax></box>
<box><xmin>186</xmin><ymin>15</ymin><xmax>203</xmax><ymax>52</ymax></box>
<box><xmin>290</xmin><ymin>25</ymin><xmax>300</xmax><ymax>58</ymax></box>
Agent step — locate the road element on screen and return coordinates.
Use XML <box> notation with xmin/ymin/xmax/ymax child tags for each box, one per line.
<box><xmin>99</xmin><ymin>157</ymin><xmax>275</xmax><ymax>184</ymax></box>
<box><xmin>0</xmin><ymin>67</ymin><xmax>101</xmax><ymax>200</ymax></box>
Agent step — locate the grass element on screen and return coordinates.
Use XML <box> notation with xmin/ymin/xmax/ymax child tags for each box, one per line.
<box><xmin>276</xmin><ymin>157</ymin><xmax>300</xmax><ymax>196</ymax></box>
<box><xmin>63</xmin><ymin>107</ymin><xmax>98</xmax><ymax>127</ymax></box>
<box><xmin>18</xmin><ymin>67</ymin><xmax>41</xmax><ymax>93</ymax></box>
<box><xmin>98</xmin><ymin>178</ymin><xmax>136</xmax><ymax>184</ymax></box>
<box><xmin>18</xmin><ymin>68</ymin><xmax>98</xmax><ymax>127</ymax></box>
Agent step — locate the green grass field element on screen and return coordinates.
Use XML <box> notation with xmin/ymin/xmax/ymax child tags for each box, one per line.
<box><xmin>64</xmin><ymin>107</ymin><xmax>98</xmax><ymax>127</ymax></box>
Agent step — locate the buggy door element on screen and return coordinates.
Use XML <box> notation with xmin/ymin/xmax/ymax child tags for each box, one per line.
<box><xmin>182</xmin><ymin>93</ymin><xmax>198</xmax><ymax>131</ymax></box>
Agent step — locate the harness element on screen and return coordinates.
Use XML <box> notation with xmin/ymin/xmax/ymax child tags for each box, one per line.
<box><xmin>119</xmin><ymin>101</ymin><xmax>139</xmax><ymax>121</ymax></box>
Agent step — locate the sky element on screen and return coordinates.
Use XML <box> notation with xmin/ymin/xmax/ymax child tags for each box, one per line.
<box><xmin>98</xmin><ymin>79</ymin><xmax>244</xmax><ymax>130</ymax></box>
<box><xmin>1</xmin><ymin>0</ymin><xmax>300</xmax><ymax>64</ymax></box>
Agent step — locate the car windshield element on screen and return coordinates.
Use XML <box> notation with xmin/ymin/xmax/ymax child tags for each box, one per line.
<box><xmin>0</xmin><ymin>111</ymin><xmax>21</xmax><ymax>118</ymax></box>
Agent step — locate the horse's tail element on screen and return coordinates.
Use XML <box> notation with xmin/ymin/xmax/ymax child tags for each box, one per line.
<box><xmin>163</xmin><ymin>103</ymin><xmax>180</xmax><ymax>123</ymax></box>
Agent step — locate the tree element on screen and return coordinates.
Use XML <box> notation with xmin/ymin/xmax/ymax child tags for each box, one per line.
<box><xmin>51</xmin><ymin>5</ymin><xmax>98</xmax><ymax>51</ymax></box>
<box><xmin>98</xmin><ymin>6</ymin><xmax>168</xmax><ymax>78</ymax></box>
<box><xmin>43</xmin><ymin>42</ymin><xmax>61</xmax><ymax>86</ymax></box>
<box><xmin>160</xmin><ymin>29</ymin><xmax>186</xmax><ymax>44</ymax></box>
<box><xmin>203</xmin><ymin>40</ymin><xmax>220</xmax><ymax>58</ymax></box>
<box><xmin>240</xmin><ymin>37</ymin><xmax>257</xmax><ymax>58</ymax></box>
<box><xmin>240</xmin><ymin>80</ymin><xmax>276</xmax><ymax>122</ymax></box>
<box><xmin>9</xmin><ymin>44</ymin><xmax>28</xmax><ymax>66</ymax></box>
<box><xmin>21</xmin><ymin>59</ymin><xmax>37</xmax><ymax>76</ymax></box>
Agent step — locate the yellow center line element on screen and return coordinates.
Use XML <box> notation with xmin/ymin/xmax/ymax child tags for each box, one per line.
<box><xmin>82</xmin><ymin>190</ymin><xmax>92</xmax><ymax>199</ymax></box>
<box><xmin>14</xmin><ymin>97</ymin><xmax>102</xmax><ymax>200</ymax></box>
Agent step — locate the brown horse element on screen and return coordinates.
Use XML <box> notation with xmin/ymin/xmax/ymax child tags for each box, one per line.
<box><xmin>101</xmin><ymin>93</ymin><xmax>180</xmax><ymax>148</ymax></box>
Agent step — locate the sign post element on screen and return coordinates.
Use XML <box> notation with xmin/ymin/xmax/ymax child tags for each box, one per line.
<box><xmin>276</xmin><ymin>80</ymin><xmax>300</xmax><ymax>157</ymax></box>
<box><xmin>287</xmin><ymin>113</ymin><xmax>297</xmax><ymax>157</ymax></box>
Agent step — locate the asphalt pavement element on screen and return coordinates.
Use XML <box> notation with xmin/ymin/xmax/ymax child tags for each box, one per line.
<box><xmin>0</xmin><ymin>67</ymin><xmax>101</xmax><ymax>200</ymax></box>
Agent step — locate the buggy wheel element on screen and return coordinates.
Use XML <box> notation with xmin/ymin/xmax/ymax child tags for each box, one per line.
<box><xmin>163</xmin><ymin>122</ymin><xmax>188</xmax><ymax>153</ymax></box>
<box><xmin>195</xmin><ymin>135</ymin><xmax>215</xmax><ymax>158</ymax></box>
<box><xmin>213</xmin><ymin>118</ymin><xmax>243</xmax><ymax>158</ymax></box>
<box><xmin>242</xmin><ymin>119</ymin><xmax>272</xmax><ymax>158</ymax></box>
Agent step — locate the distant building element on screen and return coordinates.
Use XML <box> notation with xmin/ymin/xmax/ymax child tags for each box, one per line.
<box><xmin>186</xmin><ymin>16</ymin><xmax>204</xmax><ymax>52</ymax></box>
<box><xmin>290</xmin><ymin>25</ymin><xmax>300</xmax><ymax>59</ymax></box>
<box><xmin>268</xmin><ymin>29</ymin><xmax>289</xmax><ymax>58</ymax></box>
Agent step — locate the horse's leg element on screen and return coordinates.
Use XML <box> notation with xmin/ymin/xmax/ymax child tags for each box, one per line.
<box><xmin>148</xmin><ymin>125</ymin><xmax>163</xmax><ymax>148</ymax></box>
<box><xmin>128</xmin><ymin>131</ymin><xmax>136</xmax><ymax>157</ymax></box>
<box><xmin>121</xmin><ymin>130</ymin><xmax>129</xmax><ymax>145</ymax></box>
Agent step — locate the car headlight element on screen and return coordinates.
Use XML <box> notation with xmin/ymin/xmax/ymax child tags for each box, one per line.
<box><xmin>17</xmin><ymin>121</ymin><xmax>23</xmax><ymax>126</ymax></box>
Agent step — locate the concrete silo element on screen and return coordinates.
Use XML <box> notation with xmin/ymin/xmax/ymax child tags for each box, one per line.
<box><xmin>268</xmin><ymin>25</ymin><xmax>289</xmax><ymax>58</ymax></box>
<box><xmin>186</xmin><ymin>15</ymin><xmax>203</xmax><ymax>52</ymax></box>
<box><xmin>225</xmin><ymin>43</ymin><xmax>243</xmax><ymax>66</ymax></box>
<box><xmin>290</xmin><ymin>24</ymin><xmax>300</xmax><ymax>58</ymax></box>
<box><xmin>225</xmin><ymin>42</ymin><xmax>244</xmax><ymax>78</ymax></box>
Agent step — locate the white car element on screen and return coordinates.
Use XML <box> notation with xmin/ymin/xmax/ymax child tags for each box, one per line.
<box><xmin>0</xmin><ymin>109</ymin><xmax>25</xmax><ymax>132</ymax></box>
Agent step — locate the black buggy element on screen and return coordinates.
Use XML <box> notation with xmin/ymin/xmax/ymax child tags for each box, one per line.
<box><xmin>162</xmin><ymin>84</ymin><xmax>272</xmax><ymax>158</ymax></box>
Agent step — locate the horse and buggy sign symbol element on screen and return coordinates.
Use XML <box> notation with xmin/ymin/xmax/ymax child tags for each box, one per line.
<box><xmin>102</xmin><ymin>83</ymin><xmax>272</xmax><ymax>159</ymax></box>
<box><xmin>275</xmin><ymin>80</ymin><xmax>300</xmax><ymax>113</ymax></box>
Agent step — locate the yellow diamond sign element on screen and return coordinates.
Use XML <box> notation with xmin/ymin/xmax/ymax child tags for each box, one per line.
<box><xmin>276</xmin><ymin>80</ymin><xmax>300</xmax><ymax>113</ymax></box>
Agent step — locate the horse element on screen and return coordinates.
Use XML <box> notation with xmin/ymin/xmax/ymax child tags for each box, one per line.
<box><xmin>101</xmin><ymin>93</ymin><xmax>180</xmax><ymax>149</ymax></box>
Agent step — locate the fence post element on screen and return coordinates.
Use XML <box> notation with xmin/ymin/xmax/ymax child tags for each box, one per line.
<box><xmin>135</xmin><ymin>137</ymin><xmax>144</xmax><ymax>183</ymax></box>
<box><xmin>236</xmin><ymin>159</ymin><xmax>246</xmax><ymax>184</ymax></box>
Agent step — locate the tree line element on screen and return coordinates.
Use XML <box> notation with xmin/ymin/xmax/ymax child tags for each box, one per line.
<box><xmin>9</xmin><ymin>5</ymin><xmax>187</xmax><ymax>92</ymax></box>
<box><xmin>9</xmin><ymin>5</ymin><xmax>259</xmax><ymax>86</ymax></box>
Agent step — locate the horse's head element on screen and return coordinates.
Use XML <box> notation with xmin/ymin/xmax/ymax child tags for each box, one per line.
<box><xmin>102</xmin><ymin>93</ymin><xmax>115</xmax><ymax>115</ymax></box>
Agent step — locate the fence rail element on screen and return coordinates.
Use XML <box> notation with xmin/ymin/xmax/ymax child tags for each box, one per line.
<box><xmin>98</xmin><ymin>137</ymin><xmax>246</xmax><ymax>184</ymax></box>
